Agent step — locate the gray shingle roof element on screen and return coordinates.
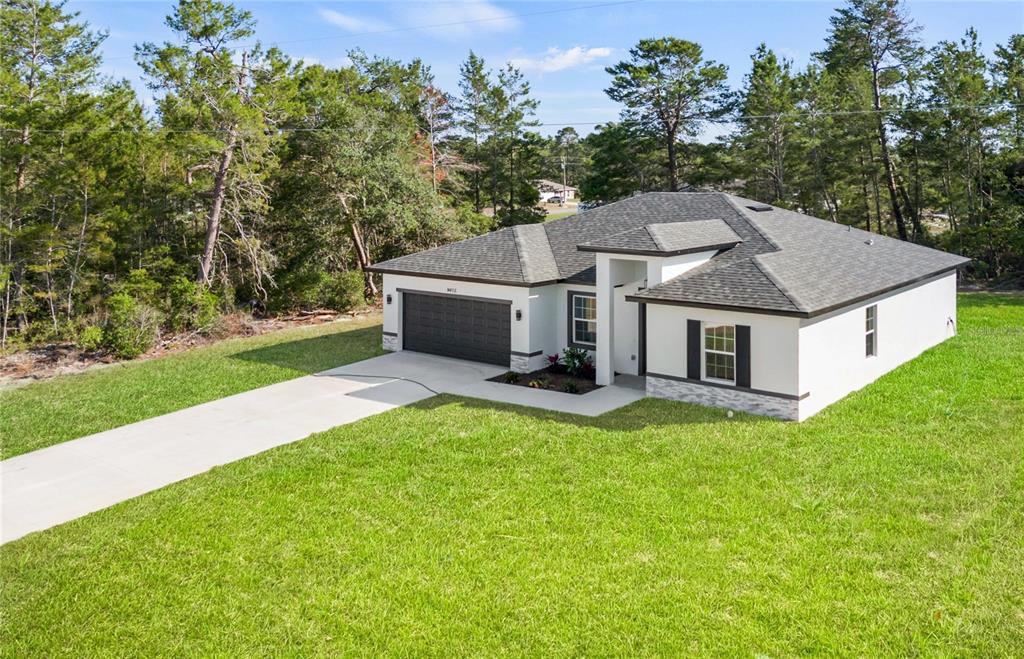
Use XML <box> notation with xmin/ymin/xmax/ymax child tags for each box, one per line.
<box><xmin>545</xmin><ymin>192</ymin><xmax>768</xmax><ymax>284</ymax></box>
<box><xmin>579</xmin><ymin>219</ymin><xmax>742</xmax><ymax>256</ymax></box>
<box><xmin>369</xmin><ymin>192</ymin><xmax>969</xmax><ymax>315</ymax></box>
<box><xmin>368</xmin><ymin>227</ymin><xmax>530</xmax><ymax>284</ymax></box>
<box><xmin>631</xmin><ymin>195</ymin><xmax>968</xmax><ymax>314</ymax></box>
<box><xmin>637</xmin><ymin>257</ymin><xmax>801</xmax><ymax>313</ymax></box>
<box><xmin>741</xmin><ymin>199</ymin><xmax>969</xmax><ymax>312</ymax></box>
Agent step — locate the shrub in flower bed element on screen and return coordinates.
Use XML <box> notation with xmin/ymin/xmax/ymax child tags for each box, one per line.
<box><xmin>489</xmin><ymin>348</ymin><xmax>600</xmax><ymax>395</ymax></box>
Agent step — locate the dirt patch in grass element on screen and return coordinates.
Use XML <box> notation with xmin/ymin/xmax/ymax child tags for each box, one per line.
<box><xmin>489</xmin><ymin>366</ymin><xmax>601</xmax><ymax>394</ymax></box>
<box><xmin>0</xmin><ymin>307</ymin><xmax>380</xmax><ymax>387</ymax></box>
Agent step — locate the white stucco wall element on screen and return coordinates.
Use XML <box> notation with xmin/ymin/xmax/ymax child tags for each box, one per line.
<box><xmin>384</xmin><ymin>265</ymin><xmax>959</xmax><ymax>420</ymax></box>
<box><xmin>526</xmin><ymin>284</ymin><xmax>560</xmax><ymax>369</ymax></box>
<box><xmin>797</xmin><ymin>271</ymin><xmax>958</xmax><ymax>420</ymax></box>
<box><xmin>645</xmin><ymin>304</ymin><xmax>801</xmax><ymax>396</ymax></box>
<box><xmin>658</xmin><ymin>251</ymin><xmax>716</xmax><ymax>285</ymax></box>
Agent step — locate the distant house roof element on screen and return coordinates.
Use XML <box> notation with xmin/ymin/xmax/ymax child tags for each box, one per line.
<box><xmin>534</xmin><ymin>179</ymin><xmax>578</xmax><ymax>192</ymax></box>
<box><xmin>369</xmin><ymin>192</ymin><xmax>969</xmax><ymax>317</ymax></box>
<box><xmin>578</xmin><ymin>219</ymin><xmax>742</xmax><ymax>257</ymax></box>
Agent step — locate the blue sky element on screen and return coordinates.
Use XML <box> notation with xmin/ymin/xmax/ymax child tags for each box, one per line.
<box><xmin>74</xmin><ymin>0</ymin><xmax>1024</xmax><ymax>137</ymax></box>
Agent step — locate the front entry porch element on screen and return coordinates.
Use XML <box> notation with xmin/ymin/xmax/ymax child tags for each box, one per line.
<box><xmin>596</xmin><ymin>256</ymin><xmax>649</xmax><ymax>386</ymax></box>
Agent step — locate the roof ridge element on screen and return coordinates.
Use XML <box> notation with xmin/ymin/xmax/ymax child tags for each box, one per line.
<box><xmin>644</xmin><ymin>224</ymin><xmax>667</xmax><ymax>251</ymax></box>
<box><xmin>719</xmin><ymin>193</ymin><xmax>782</xmax><ymax>252</ymax></box>
<box><xmin>512</xmin><ymin>223</ymin><xmax>560</xmax><ymax>283</ymax></box>
<box><xmin>510</xmin><ymin>225</ymin><xmax>528</xmax><ymax>282</ymax></box>
<box><xmin>751</xmin><ymin>254</ymin><xmax>808</xmax><ymax>312</ymax></box>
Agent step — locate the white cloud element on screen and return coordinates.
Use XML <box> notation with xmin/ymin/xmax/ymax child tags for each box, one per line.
<box><xmin>317</xmin><ymin>8</ymin><xmax>391</xmax><ymax>33</ymax></box>
<box><xmin>400</xmin><ymin>1</ymin><xmax>521</xmax><ymax>40</ymax></box>
<box><xmin>510</xmin><ymin>46</ymin><xmax>613</xmax><ymax>73</ymax></box>
<box><xmin>295</xmin><ymin>54</ymin><xmax>354</xmax><ymax>70</ymax></box>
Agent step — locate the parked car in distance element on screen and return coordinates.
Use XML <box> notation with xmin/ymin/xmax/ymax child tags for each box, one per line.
<box><xmin>547</xmin><ymin>195</ymin><xmax>563</xmax><ymax>204</ymax></box>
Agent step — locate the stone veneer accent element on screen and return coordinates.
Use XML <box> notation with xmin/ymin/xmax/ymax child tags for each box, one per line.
<box><xmin>509</xmin><ymin>353</ymin><xmax>531</xmax><ymax>373</ymax></box>
<box><xmin>382</xmin><ymin>333</ymin><xmax>400</xmax><ymax>352</ymax></box>
<box><xmin>647</xmin><ymin>375</ymin><xmax>798</xmax><ymax>421</ymax></box>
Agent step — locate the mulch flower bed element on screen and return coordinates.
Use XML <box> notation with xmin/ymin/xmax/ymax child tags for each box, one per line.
<box><xmin>489</xmin><ymin>366</ymin><xmax>602</xmax><ymax>395</ymax></box>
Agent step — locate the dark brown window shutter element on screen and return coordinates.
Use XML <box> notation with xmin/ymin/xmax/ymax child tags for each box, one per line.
<box><xmin>686</xmin><ymin>319</ymin><xmax>701</xmax><ymax>380</ymax></box>
<box><xmin>736</xmin><ymin>325</ymin><xmax>751</xmax><ymax>388</ymax></box>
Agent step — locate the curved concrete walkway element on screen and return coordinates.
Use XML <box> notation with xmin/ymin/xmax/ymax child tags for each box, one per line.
<box><xmin>1</xmin><ymin>352</ymin><xmax>645</xmax><ymax>544</ymax></box>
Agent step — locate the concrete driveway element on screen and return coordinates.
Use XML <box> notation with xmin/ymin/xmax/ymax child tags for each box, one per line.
<box><xmin>2</xmin><ymin>351</ymin><xmax>645</xmax><ymax>544</ymax></box>
<box><xmin>1</xmin><ymin>352</ymin><xmax>503</xmax><ymax>544</ymax></box>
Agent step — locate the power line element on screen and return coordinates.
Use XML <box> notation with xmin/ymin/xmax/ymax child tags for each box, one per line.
<box><xmin>101</xmin><ymin>0</ymin><xmax>645</xmax><ymax>62</ymax></box>
<box><xmin>4</xmin><ymin>103</ymin><xmax>1018</xmax><ymax>135</ymax></box>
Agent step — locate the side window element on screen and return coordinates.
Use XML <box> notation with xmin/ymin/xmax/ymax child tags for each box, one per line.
<box><xmin>865</xmin><ymin>305</ymin><xmax>877</xmax><ymax>357</ymax></box>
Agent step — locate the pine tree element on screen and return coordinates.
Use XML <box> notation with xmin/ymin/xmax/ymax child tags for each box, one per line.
<box><xmin>734</xmin><ymin>44</ymin><xmax>798</xmax><ymax>204</ymax></box>
<box><xmin>135</xmin><ymin>0</ymin><xmax>294</xmax><ymax>291</ymax></box>
<box><xmin>1</xmin><ymin>0</ymin><xmax>105</xmax><ymax>346</ymax></box>
<box><xmin>605</xmin><ymin>38</ymin><xmax>729</xmax><ymax>191</ymax></box>
<box><xmin>922</xmin><ymin>28</ymin><xmax>997</xmax><ymax>227</ymax></box>
<box><xmin>581</xmin><ymin>122</ymin><xmax>664</xmax><ymax>200</ymax></box>
<box><xmin>494</xmin><ymin>62</ymin><xmax>539</xmax><ymax>216</ymax></box>
<box><xmin>456</xmin><ymin>52</ymin><xmax>492</xmax><ymax>213</ymax></box>
<box><xmin>992</xmin><ymin>35</ymin><xmax>1024</xmax><ymax>149</ymax></box>
<box><xmin>820</xmin><ymin>0</ymin><xmax>924</xmax><ymax>240</ymax></box>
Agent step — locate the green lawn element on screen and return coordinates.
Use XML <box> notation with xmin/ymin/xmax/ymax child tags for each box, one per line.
<box><xmin>2</xmin><ymin>294</ymin><xmax>1022</xmax><ymax>655</ymax></box>
<box><xmin>0</xmin><ymin>315</ymin><xmax>384</xmax><ymax>459</ymax></box>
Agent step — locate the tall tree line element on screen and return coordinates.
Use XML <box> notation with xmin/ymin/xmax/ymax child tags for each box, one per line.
<box><xmin>2</xmin><ymin>0</ymin><xmax>1022</xmax><ymax>355</ymax></box>
<box><xmin>0</xmin><ymin>0</ymin><xmax>548</xmax><ymax>352</ymax></box>
<box><xmin>583</xmin><ymin>1</ymin><xmax>1022</xmax><ymax>282</ymax></box>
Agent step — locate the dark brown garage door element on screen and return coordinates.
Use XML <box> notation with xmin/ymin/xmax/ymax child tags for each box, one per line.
<box><xmin>402</xmin><ymin>292</ymin><xmax>511</xmax><ymax>366</ymax></box>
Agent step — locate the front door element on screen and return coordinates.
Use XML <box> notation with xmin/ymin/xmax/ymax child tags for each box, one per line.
<box><xmin>613</xmin><ymin>283</ymin><xmax>641</xmax><ymax>375</ymax></box>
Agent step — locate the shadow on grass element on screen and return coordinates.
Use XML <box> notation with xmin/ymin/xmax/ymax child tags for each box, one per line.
<box><xmin>408</xmin><ymin>392</ymin><xmax>769</xmax><ymax>432</ymax></box>
<box><xmin>958</xmin><ymin>291</ymin><xmax>1024</xmax><ymax>308</ymax></box>
<box><xmin>230</xmin><ymin>326</ymin><xmax>383</xmax><ymax>374</ymax></box>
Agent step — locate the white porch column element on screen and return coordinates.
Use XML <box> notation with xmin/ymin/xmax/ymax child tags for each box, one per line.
<box><xmin>596</xmin><ymin>253</ymin><xmax>614</xmax><ymax>385</ymax></box>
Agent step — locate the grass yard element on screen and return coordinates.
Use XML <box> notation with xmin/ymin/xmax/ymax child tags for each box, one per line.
<box><xmin>0</xmin><ymin>314</ymin><xmax>384</xmax><ymax>459</ymax></box>
<box><xmin>1</xmin><ymin>294</ymin><xmax>1022</xmax><ymax>655</ymax></box>
<box><xmin>546</xmin><ymin>209</ymin><xmax>578</xmax><ymax>221</ymax></box>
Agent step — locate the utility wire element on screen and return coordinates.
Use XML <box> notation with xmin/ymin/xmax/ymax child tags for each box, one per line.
<box><xmin>3</xmin><ymin>103</ymin><xmax>1019</xmax><ymax>134</ymax></box>
<box><xmin>100</xmin><ymin>0</ymin><xmax>645</xmax><ymax>62</ymax></box>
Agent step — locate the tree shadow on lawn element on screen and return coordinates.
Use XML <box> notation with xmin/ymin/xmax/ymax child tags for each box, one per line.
<box><xmin>408</xmin><ymin>393</ymin><xmax>770</xmax><ymax>432</ymax></box>
<box><xmin>229</xmin><ymin>326</ymin><xmax>384</xmax><ymax>374</ymax></box>
<box><xmin>958</xmin><ymin>291</ymin><xmax>1024</xmax><ymax>308</ymax></box>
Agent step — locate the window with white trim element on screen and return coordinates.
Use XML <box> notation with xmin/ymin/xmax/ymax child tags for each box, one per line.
<box><xmin>572</xmin><ymin>294</ymin><xmax>597</xmax><ymax>345</ymax></box>
<box><xmin>865</xmin><ymin>305</ymin><xmax>877</xmax><ymax>357</ymax></box>
<box><xmin>704</xmin><ymin>324</ymin><xmax>735</xmax><ymax>383</ymax></box>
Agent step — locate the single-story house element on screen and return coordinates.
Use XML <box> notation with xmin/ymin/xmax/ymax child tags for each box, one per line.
<box><xmin>368</xmin><ymin>192</ymin><xmax>968</xmax><ymax>421</ymax></box>
<box><xmin>534</xmin><ymin>179</ymin><xmax>578</xmax><ymax>201</ymax></box>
